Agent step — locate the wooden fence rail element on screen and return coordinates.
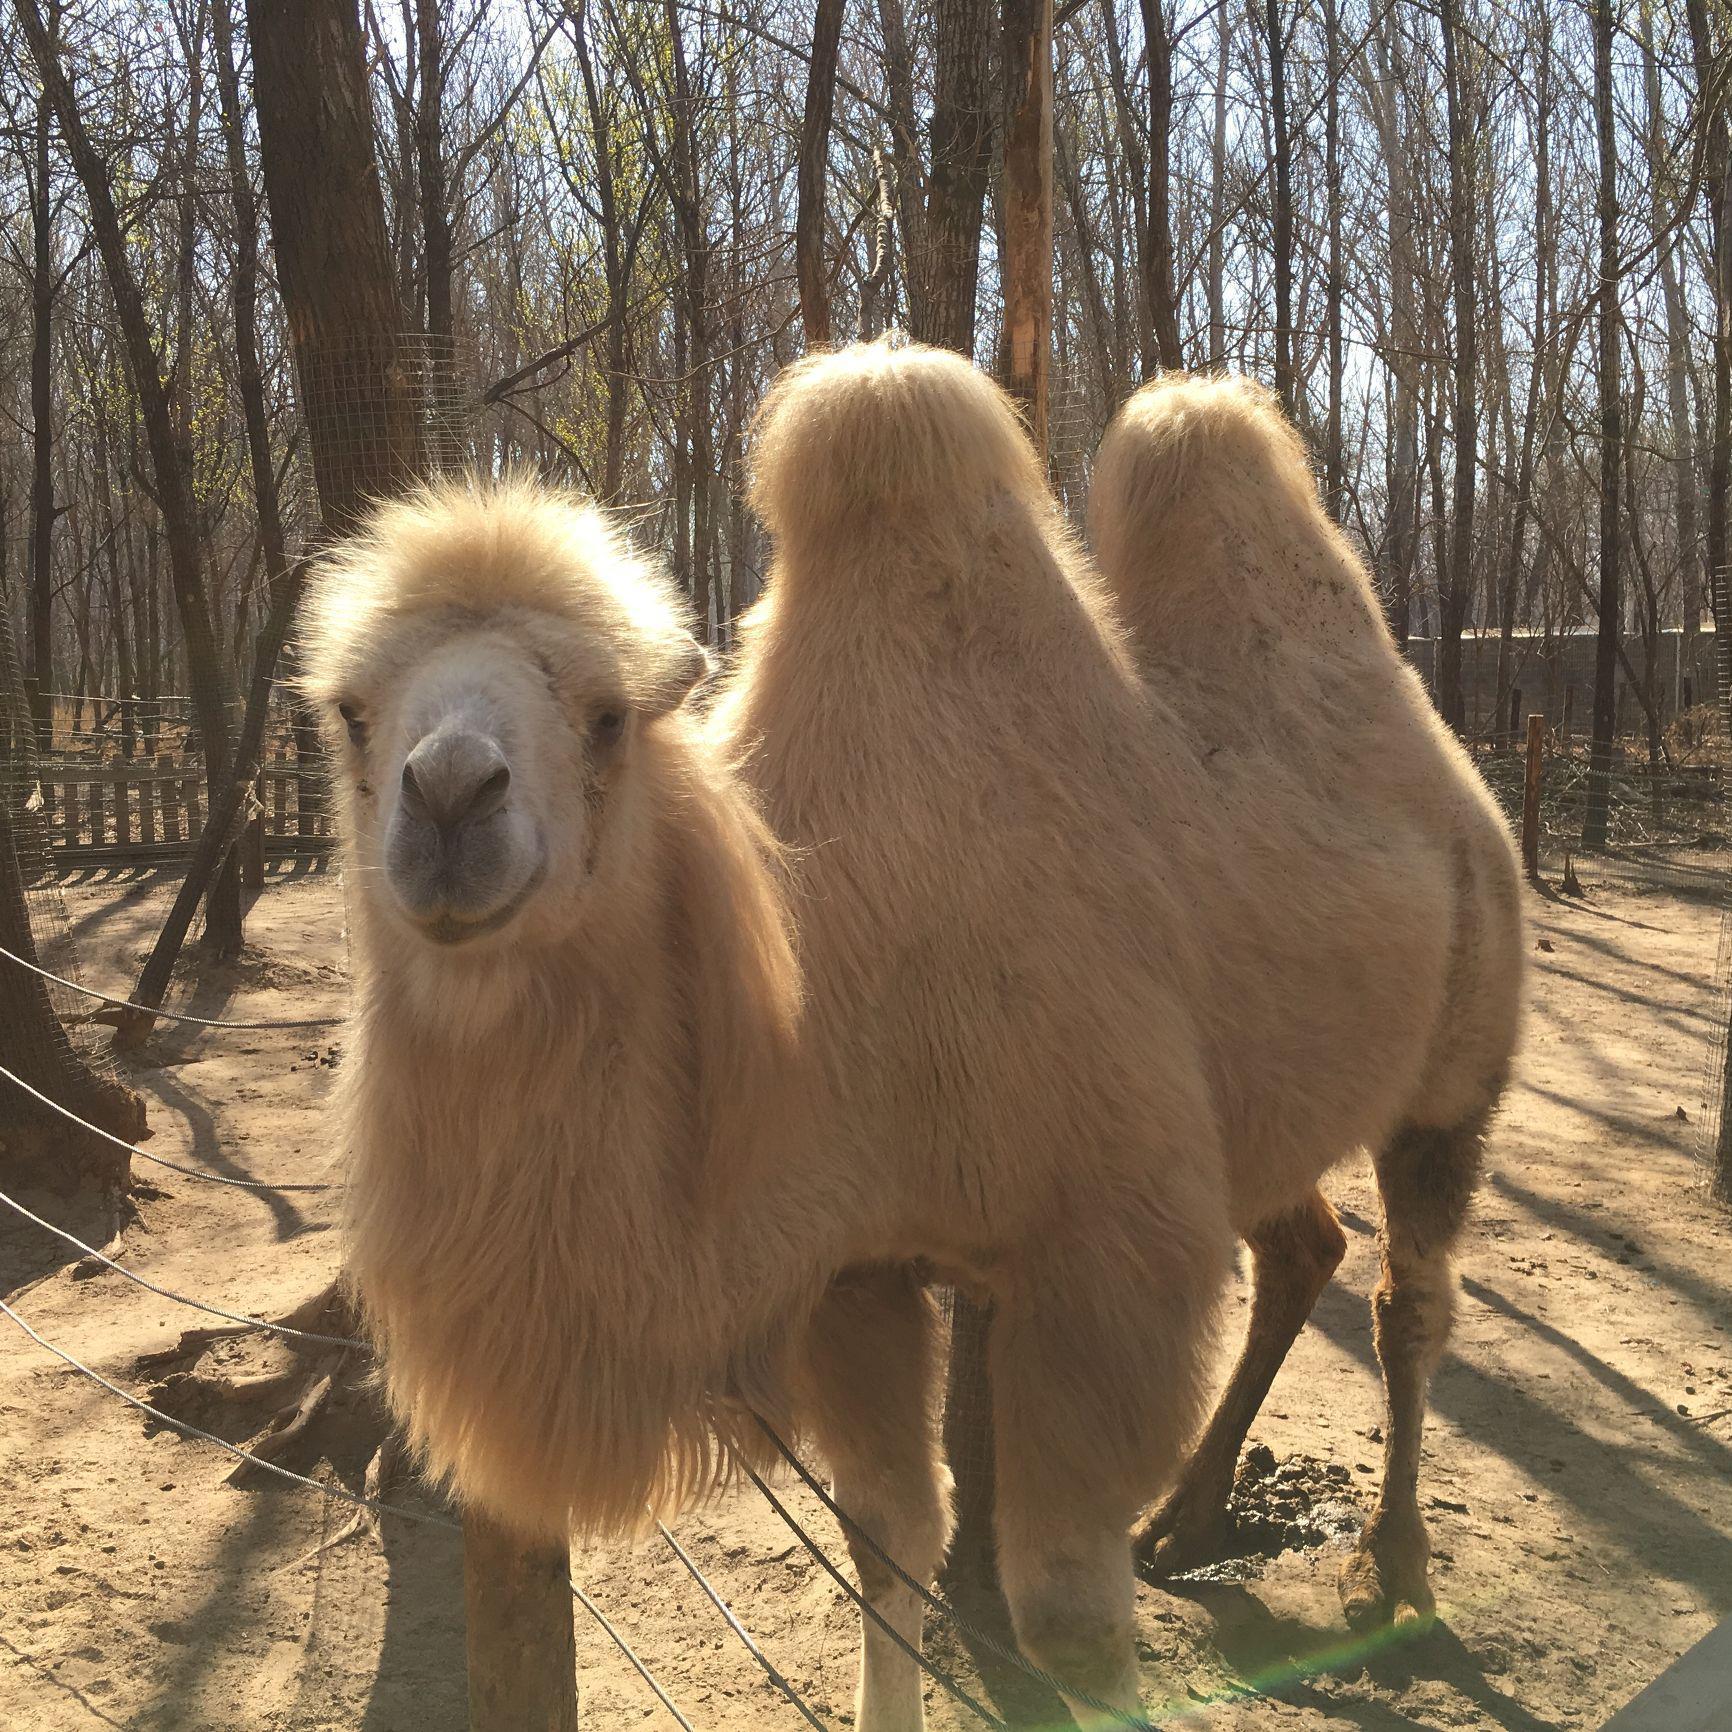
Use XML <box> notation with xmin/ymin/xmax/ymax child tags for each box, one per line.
<box><xmin>22</xmin><ymin>750</ymin><xmax>332</xmax><ymax>866</ymax></box>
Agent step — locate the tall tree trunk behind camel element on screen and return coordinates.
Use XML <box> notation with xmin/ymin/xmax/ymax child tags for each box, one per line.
<box><xmin>796</xmin><ymin>0</ymin><xmax>845</xmax><ymax>348</ymax></box>
<box><xmin>1680</xmin><ymin>0</ymin><xmax>1732</xmax><ymax>1196</ymax></box>
<box><xmin>26</xmin><ymin>23</ymin><xmax>55</xmax><ymax>754</ymax></box>
<box><xmin>917</xmin><ymin>0</ymin><xmax>994</xmax><ymax>353</ymax></box>
<box><xmin>1138</xmin><ymin>0</ymin><xmax>1183</xmax><ymax>374</ymax></box>
<box><xmin>1437</xmin><ymin>0</ymin><xmax>1476</xmax><ymax>735</ymax></box>
<box><xmin>1001</xmin><ymin>0</ymin><xmax>1054</xmax><ymax>439</ymax></box>
<box><xmin>1583</xmin><ymin>0</ymin><xmax>1621</xmax><ymax>848</ymax></box>
<box><xmin>1263</xmin><ymin>0</ymin><xmax>1294</xmax><ymax>412</ymax></box>
<box><xmin>246</xmin><ymin>1</ymin><xmax>574</xmax><ymax>1712</ymax></box>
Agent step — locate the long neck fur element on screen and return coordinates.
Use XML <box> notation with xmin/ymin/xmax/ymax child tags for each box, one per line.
<box><xmin>338</xmin><ymin>714</ymin><xmax>813</xmax><ymax>1541</ymax></box>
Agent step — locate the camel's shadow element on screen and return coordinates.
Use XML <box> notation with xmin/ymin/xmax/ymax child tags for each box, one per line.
<box><xmin>1165</xmin><ymin>1581</ymin><xmax>1567</xmax><ymax>1732</ymax></box>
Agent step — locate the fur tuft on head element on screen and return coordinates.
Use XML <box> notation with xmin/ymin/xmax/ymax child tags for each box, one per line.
<box><xmin>748</xmin><ymin>339</ymin><xmax>1048</xmax><ymax>548</ymax></box>
<box><xmin>1089</xmin><ymin>372</ymin><xmax>1387</xmax><ymax>653</ymax></box>
<box><xmin>297</xmin><ymin>477</ymin><xmax>707</xmax><ymax>723</ymax></box>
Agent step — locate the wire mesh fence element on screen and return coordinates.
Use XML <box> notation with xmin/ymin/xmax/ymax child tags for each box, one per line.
<box><xmin>295</xmin><ymin>330</ymin><xmax>477</xmax><ymax>525</ymax></box>
<box><xmin>1476</xmin><ymin>741</ymin><xmax>1731</xmax><ymax>896</ymax></box>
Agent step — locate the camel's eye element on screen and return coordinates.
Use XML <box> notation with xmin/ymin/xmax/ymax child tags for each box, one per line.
<box><xmin>338</xmin><ymin>702</ymin><xmax>367</xmax><ymax>748</ymax></box>
<box><xmin>591</xmin><ymin>707</ymin><xmax>626</xmax><ymax>752</ymax></box>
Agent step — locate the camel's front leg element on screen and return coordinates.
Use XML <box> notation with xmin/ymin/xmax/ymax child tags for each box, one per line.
<box><xmin>992</xmin><ymin>1229</ymin><xmax>1226</xmax><ymax>1729</ymax></box>
<box><xmin>1135</xmin><ymin>1188</ymin><xmax>1345</xmax><ymax>1574</ymax></box>
<box><xmin>795</xmin><ymin>1265</ymin><xmax>951</xmax><ymax>1732</ymax></box>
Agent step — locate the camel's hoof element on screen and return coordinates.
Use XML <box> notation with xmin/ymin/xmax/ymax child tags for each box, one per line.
<box><xmin>1337</xmin><ymin>1544</ymin><xmax>1436</xmax><ymax>1633</ymax></box>
<box><xmin>1132</xmin><ymin>1494</ymin><xmax>1234</xmax><ymax>1577</ymax></box>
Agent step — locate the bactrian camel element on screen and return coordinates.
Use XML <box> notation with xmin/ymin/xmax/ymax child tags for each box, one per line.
<box><xmin>298</xmin><ymin>340</ymin><xmax>1521</xmax><ymax>1732</ymax></box>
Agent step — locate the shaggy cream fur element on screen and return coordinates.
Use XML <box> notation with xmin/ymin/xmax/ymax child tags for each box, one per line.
<box><xmin>300</xmin><ymin>489</ymin><xmax>813</xmax><ymax>1541</ymax></box>
<box><xmin>300</xmin><ymin>346</ymin><xmax>1521</xmax><ymax>1731</ymax></box>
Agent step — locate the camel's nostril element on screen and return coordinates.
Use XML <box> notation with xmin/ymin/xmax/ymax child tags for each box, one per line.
<box><xmin>401</xmin><ymin>731</ymin><xmax>513</xmax><ymax>829</ymax></box>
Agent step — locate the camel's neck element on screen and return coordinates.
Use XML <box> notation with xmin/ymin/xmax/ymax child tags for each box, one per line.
<box><xmin>337</xmin><ymin>733</ymin><xmax>815</xmax><ymax>1537</ymax></box>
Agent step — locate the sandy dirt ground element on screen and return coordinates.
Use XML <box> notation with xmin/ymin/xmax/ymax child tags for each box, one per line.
<box><xmin>2</xmin><ymin>865</ymin><xmax>1729</xmax><ymax>1732</ymax></box>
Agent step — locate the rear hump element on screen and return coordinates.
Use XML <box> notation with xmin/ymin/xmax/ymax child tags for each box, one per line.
<box><xmin>1089</xmin><ymin>373</ymin><xmax>1388</xmax><ymax>655</ymax></box>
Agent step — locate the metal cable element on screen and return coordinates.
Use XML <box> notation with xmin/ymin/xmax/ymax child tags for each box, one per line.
<box><xmin>739</xmin><ymin>1461</ymin><xmax>1006</xmax><ymax>1728</ymax></box>
<box><xmin>656</xmin><ymin>1521</ymin><xmax>831</xmax><ymax>1732</ymax></box>
<box><xmin>0</xmin><ymin>1062</ymin><xmax>335</xmax><ymax>1193</ymax></box>
<box><xmin>7</xmin><ymin>1058</ymin><xmax>1148</xmax><ymax>1723</ymax></box>
<box><xmin>0</xmin><ymin>1297</ymin><xmax>695</xmax><ymax>1730</ymax></box>
<box><xmin>0</xmin><ymin>1180</ymin><xmax>366</xmax><ymax>1349</ymax></box>
<box><xmin>0</xmin><ymin>938</ymin><xmax>345</xmax><ymax>1030</ymax></box>
<box><xmin>751</xmin><ymin>1417</ymin><xmax>1158</xmax><ymax>1730</ymax></box>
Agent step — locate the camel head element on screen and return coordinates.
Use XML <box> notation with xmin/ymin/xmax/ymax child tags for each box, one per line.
<box><xmin>298</xmin><ymin>481</ymin><xmax>709</xmax><ymax>968</ymax></box>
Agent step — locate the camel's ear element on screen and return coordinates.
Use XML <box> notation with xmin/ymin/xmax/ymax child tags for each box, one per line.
<box><xmin>642</xmin><ymin>632</ymin><xmax>714</xmax><ymax>717</ymax></box>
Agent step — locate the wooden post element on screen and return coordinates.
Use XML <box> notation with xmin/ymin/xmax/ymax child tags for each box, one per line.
<box><xmin>162</xmin><ymin>761</ymin><xmax>183</xmax><ymax>846</ymax></box>
<box><xmin>140</xmin><ymin>768</ymin><xmax>157</xmax><ymax>847</ymax></box>
<box><xmin>1521</xmin><ymin>711</ymin><xmax>1545</xmax><ymax>880</ymax></box>
<box><xmin>242</xmin><ymin>810</ymin><xmax>265</xmax><ymax>887</ymax></box>
<box><xmin>462</xmin><ymin>1511</ymin><xmax>576</xmax><ymax>1732</ymax></box>
<box><xmin>271</xmin><ymin>747</ymin><xmax>286</xmax><ymax>831</ymax></box>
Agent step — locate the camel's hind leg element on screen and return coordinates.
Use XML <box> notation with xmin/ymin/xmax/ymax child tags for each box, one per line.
<box><xmin>1134</xmin><ymin>1188</ymin><xmax>1346</xmax><ymax>1574</ymax></box>
<box><xmin>1340</xmin><ymin>1110</ymin><xmax>1490</xmax><ymax>1629</ymax></box>
<box><xmin>795</xmin><ymin>1265</ymin><xmax>951</xmax><ymax>1732</ymax></box>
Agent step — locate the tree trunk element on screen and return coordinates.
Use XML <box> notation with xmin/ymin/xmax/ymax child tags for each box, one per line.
<box><xmin>415</xmin><ymin>0</ymin><xmax>454</xmax><ymax>342</ymax></box>
<box><xmin>1207</xmin><ymin>5</ymin><xmax>1228</xmax><ymax>369</ymax></box>
<box><xmin>878</xmin><ymin>0</ymin><xmax>928</xmax><ymax>337</ymax></box>
<box><xmin>1685</xmin><ymin>0</ymin><xmax>1730</xmax><ymax>750</ymax></box>
<box><xmin>1097</xmin><ymin>0</ymin><xmax>1150</xmax><ymax>379</ymax></box>
<box><xmin>919</xmin><ymin>0</ymin><xmax>994</xmax><ymax>353</ymax></box>
<box><xmin>27</xmin><ymin>33</ymin><xmax>55</xmax><ymax>754</ymax></box>
<box><xmin>1322</xmin><ymin>0</ymin><xmax>1343</xmax><ymax>518</ymax></box>
<box><xmin>1437</xmin><ymin>0</ymin><xmax>1476</xmax><ymax>735</ymax></box>
<box><xmin>1138</xmin><ymin>0</ymin><xmax>1183</xmax><ymax>374</ymax></box>
<box><xmin>1583</xmin><ymin>0</ymin><xmax>1621</xmax><ymax>848</ymax></box>
<box><xmin>1370</xmin><ymin>12</ymin><xmax>1417</xmax><ymax>643</ymax></box>
<box><xmin>796</xmin><ymin>0</ymin><xmax>845</xmax><ymax>349</ymax></box>
<box><xmin>246</xmin><ymin>0</ymin><xmax>419</xmax><ymax>531</ymax></box>
<box><xmin>1263</xmin><ymin>0</ymin><xmax>1293</xmax><ymax>411</ymax></box>
<box><xmin>661</xmin><ymin>0</ymin><xmax>715</xmax><ymax>638</ymax></box>
<box><xmin>569</xmin><ymin>0</ymin><xmax>631</xmax><ymax>502</ymax></box>
<box><xmin>1000</xmin><ymin>0</ymin><xmax>1053</xmax><ymax>441</ymax></box>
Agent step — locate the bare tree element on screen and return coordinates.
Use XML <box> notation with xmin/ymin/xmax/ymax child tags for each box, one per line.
<box><xmin>13</xmin><ymin>0</ymin><xmax>243</xmax><ymax>949</ymax></box>
<box><xmin>920</xmin><ymin>0</ymin><xmax>994</xmax><ymax>352</ymax></box>
<box><xmin>1138</xmin><ymin>0</ymin><xmax>1183</xmax><ymax>372</ymax></box>
<box><xmin>796</xmin><ymin>0</ymin><xmax>845</xmax><ymax>348</ymax></box>
<box><xmin>1436</xmin><ymin>0</ymin><xmax>1477</xmax><ymax>733</ymax></box>
<box><xmin>1584</xmin><ymin>0</ymin><xmax>1623</xmax><ymax>846</ymax></box>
